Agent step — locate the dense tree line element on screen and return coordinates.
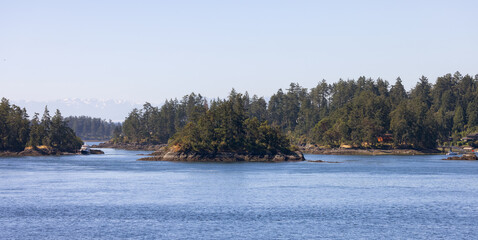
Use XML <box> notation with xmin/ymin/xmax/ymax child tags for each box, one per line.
<box><xmin>308</xmin><ymin>73</ymin><xmax>478</xmax><ymax>149</ymax></box>
<box><xmin>118</xmin><ymin>72</ymin><xmax>478</xmax><ymax>150</ymax></box>
<box><xmin>65</xmin><ymin>116</ymin><xmax>119</xmax><ymax>140</ymax></box>
<box><xmin>0</xmin><ymin>98</ymin><xmax>83</xmax><ymax>152</ymax></box>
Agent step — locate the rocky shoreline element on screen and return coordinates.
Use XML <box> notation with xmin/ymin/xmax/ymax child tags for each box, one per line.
<box><xmin>139</xmin><ymin>150</ymin><xmax>305</xmax><ymax>162</ymax></box>
<box><xmin>299</xmin><ymin>145</ymin><xmax>441</xmax><ymax>155</ymax></box>
<box><xmin>443</xmin><ymin>154</ymin><xmax>477</xmax><ymax>161</ymax></box>
<box><xmin>0</xmin><ymin>146</ymin><xmax>104</xmax><ymax>157</ymax></box>
<box><xmin>93</xmin><ymin>142</ymin><xmax>444</xmax><ymax>156</ymax></box>
<box><xmin>93</xmin><ymin>142</ymin><xmax>446</xmax><ymax>156</ymax></box>
<box><xmin>0</xmin><ymin>148</ymin><xmax>104</xmax><ymax>157</ymax></box>
<box><xmin>92</xmin><ymin>142</ymin><xmax>166</xmax><ymax>151</ymax></box>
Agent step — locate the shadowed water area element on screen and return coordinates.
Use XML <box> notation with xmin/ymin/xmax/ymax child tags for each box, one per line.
<box><xmin>1</xmin><ymin>146</ymin><xmax>477</xmax><ymax>239</ymax></box>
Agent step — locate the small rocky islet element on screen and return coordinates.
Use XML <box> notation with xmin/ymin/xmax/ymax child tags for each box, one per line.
<box><xmin>139</xmin><ymin>148</ymin><xmax>304</xmax><ymax>162</ymax></box>
<box><xmin>96</xmin><ymin>142</ymin><xmax>305</xmax><ymax>162</ymax></box>
<box><xmin>443</xmin><ymin>153</ymin><xmax>478</xmax><ymax>161</ymax></box>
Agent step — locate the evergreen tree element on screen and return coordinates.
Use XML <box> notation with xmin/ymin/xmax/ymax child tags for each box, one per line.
<box><xmin>27</xmin><ymin>113</ymin><xmax>42</xmax><ymax>148</ymax></box>
<box><xmin>452</xmin><ymin>105</ymin><xmax>466</xmax><ymax>133</ymax></box>
<box><xmin>249</xmin><ymin>95</ymin><xmax>268</xmax><ymax>122</ymax></box>
<box><xmin>0</xmin><ymin>98</ymin><xmax>11</xmax><ymax>150</ymax></box>
<box><xmin>40</xmin><ymin>106</ymin><xmax>52</xmax><ymax>146</ymax></box>
<box><xmin>411</xmin><ymin>76</ymin><xmax>432</xmax><ymax>108</ymax></box>
<box><xmin>268</xmin><ymin>89</ymin><xmax>285</xmax><ymax>129</ymax></box>
<box><xmin>310</xmin><ymin>79</ymin><xmax>330</xmax><ymax>119</ymax></box>
<box><xmin>0</xmin><ymin>98</ymin><xmax>30</xmax><ymax>151</ymax></box>
<box><xmin>467</xmin><ymin>97</ymin><xmax>478</xmax><ymax>128</ymax></box>
<box><xmin>389</xmin><ymin>77</ymin><xmax>407</xmax><ymax>107</ymax></box>
<box><xmin>390</xmin><ymin>102</ymin><xmax>415</xmax><ymax>147</ymax></box>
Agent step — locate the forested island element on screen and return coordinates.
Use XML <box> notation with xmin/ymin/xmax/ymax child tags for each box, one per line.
<box><xmin>0</xmin><ymin>98</ymin><xmax>83</xmax><ymax>156</ymax></box>
<box><xmin>110</xmin><ymin>72</ymin><xmax>478</xmax><ymax>158</ymax></box>
<box><xmin>139</xmin><ymin>91</ymin><xmax>303</xmax><ymax>162</ymax></box>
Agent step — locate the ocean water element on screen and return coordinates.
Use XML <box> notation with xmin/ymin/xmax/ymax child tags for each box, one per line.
<box><xmin>1</xmin><ymin>147</ymin><xmax>477</xmax><ymax>239</ymax></box>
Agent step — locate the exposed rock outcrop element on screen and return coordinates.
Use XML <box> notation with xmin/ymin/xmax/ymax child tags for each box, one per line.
<box><xmin>0</xmin><ymin>147</ymin><xmax>104</xmax><ymax>157</ymax></box>
<box><xmin>0</xmin><ymin>147</ymin><xmax>74</xmax><ymax>157</ymax></box>
<box><xmin>89</xmin><ymin>149</ymin><xmax>105</xmax><ymax>154</ymax></box>
<box><xmin>139</xmin><ymin>150</ymin><xmax>304</xmax><ymax>162</ymax></box>
<box><xmin>444</xmin><ymin>154</ymin><xmax>477</xmax><ymax>161</ymax></box>
<box><xmin>299</xmin><ymin>145</ymin><xmax>440</xmax><ymax>155</ymax></box>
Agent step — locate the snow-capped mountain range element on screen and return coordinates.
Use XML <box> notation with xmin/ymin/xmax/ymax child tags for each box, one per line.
<box><xmin>12</xmin><ymin>98</ymin><xmax>145</xmax><ymax>122</ymax></box>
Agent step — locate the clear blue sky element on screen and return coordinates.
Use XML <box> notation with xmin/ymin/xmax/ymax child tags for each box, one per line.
<box><xmin>1</xmin><ymin>0</ymin><xmax>477</xmax><ymax>103</ymax></box>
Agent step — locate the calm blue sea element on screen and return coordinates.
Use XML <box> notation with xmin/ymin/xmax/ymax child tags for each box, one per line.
<box><xmin>1</xmin><ymin>146</ymin><xmax>477</xmax><ymax>239</ymax></box>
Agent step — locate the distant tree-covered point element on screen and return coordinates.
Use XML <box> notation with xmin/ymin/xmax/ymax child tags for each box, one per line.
<box><xmin>65</xmin><ymin>116</ymin><xmax>120</xmax><ymax>141</ymax></box>
<box><xmin>113</xmin><ymin>93</ymin><xmax>208</xmax><ymax>144</ymax></box>
<box><xmin>115</xmin><ymin>72</ymin><xmax>478</xmax><ymax>150</ymax></box>
<box><xmin>0</xmin><ymin>98</ymin><xmax>83</xmax><ymax>153</ymax></box>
